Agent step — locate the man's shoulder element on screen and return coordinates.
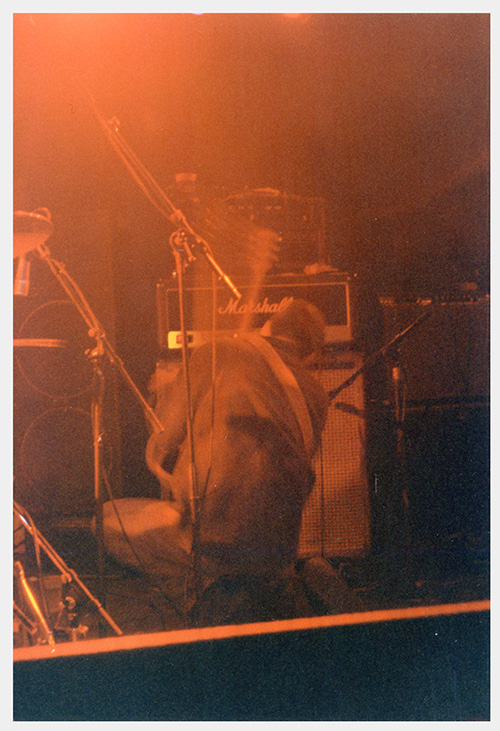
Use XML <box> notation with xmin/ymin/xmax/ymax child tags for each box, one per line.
<box><xmin>192</xmin><ymin>334</ymin><xmax>258</xmax><ymax>360</ymax></box>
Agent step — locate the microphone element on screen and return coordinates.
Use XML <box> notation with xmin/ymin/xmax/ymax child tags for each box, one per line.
<box><xmin>14</xmin><ymin>255</ymin><xmax>31</xmax><ymax>297</ymax></box>
<box><xmin>13</xmin><ymin>208</ymin><xmax>53</xmax><ymax>260</ymax></box>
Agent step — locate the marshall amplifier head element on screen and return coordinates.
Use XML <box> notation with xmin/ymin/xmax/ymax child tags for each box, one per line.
<box><xmin>157</xmin><ymin>272</ymin><xmax>355</xmax><ymax>351</ymax></box>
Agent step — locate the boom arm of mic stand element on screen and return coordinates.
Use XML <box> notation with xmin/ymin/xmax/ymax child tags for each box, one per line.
<box><xmin>36</xmin><ymin>243</ymin><xmax>163</xmax><ymax>434</ymax></box>
<box><xmin>199</xmin><ymin>241</ymin><xmax>242</xmax><ymax>301</ymax></box>
<box><xmin>88</xmin><ymin>95</ymin><xmax>242</xmax><ymax>303</ymax></box>
<box><xmin>169</xmin><ymin>212</ymin><xmax>242</xmax><ymax>301</ymax></box>
<box><xmin>327</xmin><ymin>311</ymin><xmax>431</xmax><ymax>401</ymax></box>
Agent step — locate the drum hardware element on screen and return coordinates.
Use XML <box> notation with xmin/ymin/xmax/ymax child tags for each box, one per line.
<box><xmin>13</xmin><ymin>599</ymin><xmax>39</xmax><ymax>645</ymax></box>
<box><xmin>14</xmin><ymin>208</ymin><xmax>54</xmax><ymax>297</ymax></box>
<box><xmin>14</xmin><ymin>559</ymin><xmax>55</xmax><ymax>648</ymax></box>
<box><xmin>14</xmin><ymin>339</ymin><xmax>67</xmax><ymax>349</ymax></box>
<box><xmin>13</xmin><ymin>501</ymin><xmax>122</xmax><ymax>645</ymax></box>
<box><xmin>14</xmin><ymin>208</ymin><xmax>53</xmax><ymax>259</ymax></box>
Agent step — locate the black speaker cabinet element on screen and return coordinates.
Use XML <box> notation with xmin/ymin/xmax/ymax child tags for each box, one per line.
<box><xmin>13</xmin><ymin>265</ymin><xmax>121</xmax><ymax>526</ymax></box>
<box><xmin>376</xmin><ymin>297</ymin><xmax>490</xmax><ymax>551</ymax></box>
<box><xmin>298</xmin><ymin>350</ymin><xmax>371</xmax><ymax>559</ymax></box>
<box><xmin>403</xmin><ymin>403</ymin><xmax>489</xmax><ymax>549</ymax></box>
<box><xmin>380</xmin><ymin>298</ymin><xmax>490</xmax><ymax>403</ymax></box>
<box><xmin>367</xmin><ymin>400</ymin><xmax>490</xmax><ymax>555</ymax></box>
<box><xmin>14</xmin><ymin>298</ymin><xmax>94</xmax><ymax>523</ymax></box>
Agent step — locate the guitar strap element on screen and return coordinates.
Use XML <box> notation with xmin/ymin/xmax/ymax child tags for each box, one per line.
<box><xmin>241</xmin><ymin>332</ymin><xmax>314</xmax><ymax>460</ymax></box>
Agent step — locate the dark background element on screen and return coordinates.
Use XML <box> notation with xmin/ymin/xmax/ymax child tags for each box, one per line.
<box><xmin>13</xmin><ymin>13</ymin><xmax>490</xmax><ymax>533</ymax></box>
<box><xmin>14</xmin><ymin>14</ymin><xmax>490</xmax><ymax>324</ymax></box>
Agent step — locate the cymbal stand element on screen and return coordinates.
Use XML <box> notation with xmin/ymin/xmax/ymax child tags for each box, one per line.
<box><xmin>14</xmin><ymin>500</ymin><xmax>123</xmax><ymax>642</ymax></box>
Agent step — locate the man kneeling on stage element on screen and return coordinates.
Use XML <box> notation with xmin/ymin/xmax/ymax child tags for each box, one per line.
<box><xmin>101</xmin><ymin>298</ymin><xmax>329</xmax><ymax>627</ymax></box>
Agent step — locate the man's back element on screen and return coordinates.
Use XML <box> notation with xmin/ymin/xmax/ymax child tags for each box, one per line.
<box><xmin>161</xmin><ymin>335</ymin><xmax>329</xmax><ymax>578</ymax></box>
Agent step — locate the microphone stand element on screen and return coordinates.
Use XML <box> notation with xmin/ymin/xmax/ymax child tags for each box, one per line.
<box><xmin>390</xmin><ymin>344</ymin><xmax>410</xmax><ymax>544</ymax></box>
<box><xmin>35</xmin><ymin>240</ymin><xmax>163</xmax><ymax>624</ymax></box>
<box><xmin>87</xmin><ymin>96</ymin><xmax>242</xmax><ymax>612</ymax></box>
<box><xmin>327</xmin><ymin>311</ymin><xmax>430</xmax><ymax>402</ymax></box>
<box><xmin>326</xmin><ymin>311</ymin><xmax>430</xmax><ymax>583</ymax></box>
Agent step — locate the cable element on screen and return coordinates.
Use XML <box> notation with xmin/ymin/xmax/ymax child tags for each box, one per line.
<box><xmin>183</xmin><ymin>270</ymin><xmax>220</xmax><ymax>620</ymax></box>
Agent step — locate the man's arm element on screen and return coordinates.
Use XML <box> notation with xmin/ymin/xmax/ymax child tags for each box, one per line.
<box><xmin>145</xmin><ymin>342</ymin><xmax>216</xmax><ymax>493</ymax></box>
<box><xmin>145</xmin><ymin>366</ymin><xmax>189</xmax><ymax>494</ymax></box>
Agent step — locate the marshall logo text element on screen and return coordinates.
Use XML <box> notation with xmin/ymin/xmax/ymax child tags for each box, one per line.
<box><xmin>217</xmin><ymin>295</ymin><xmax>294</xmax><ymax>316</ymax></box>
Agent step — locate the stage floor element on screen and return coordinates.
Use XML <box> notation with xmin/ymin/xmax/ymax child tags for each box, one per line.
<box><xmin>14</xmin><ymin>518</ymin><xmax>489</xmax><ymax>645</ymax></box>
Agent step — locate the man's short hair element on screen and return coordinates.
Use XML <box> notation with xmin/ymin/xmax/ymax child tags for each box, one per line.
<box><xmin>268</xmin><ymin>298</ymin><xmax>326</xmax><ymax>360</ymax></box>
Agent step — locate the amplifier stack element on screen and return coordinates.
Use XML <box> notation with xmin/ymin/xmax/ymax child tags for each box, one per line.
<box><xmin>156</xmin><ymin>271</ymin><xmax>356</xmax><ymax>351</ymax></box>
<box><xmin>156</xmin><ymin>271</ymin><xmax>372</xmax><ymax>559</ymax></box>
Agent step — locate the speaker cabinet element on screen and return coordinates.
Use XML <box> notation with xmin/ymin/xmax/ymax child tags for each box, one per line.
<box><xmin>380</xmin><ymin>298</ymin><xmax>490</xmax><ymax>403</ymax></box>
<box><xmin>13</xmin><ymin>271</ymin><xmax>121</xmax><ymax>526</ymax></box>
<box><xmin>14</xmin><ymin>294</ymin><xmax>94</xmax><ymax>523</ymax></box>
<box><xmin>298</xmin><ymin>350</ymin><xmax>371</xmax><ymax>559</ymax></box>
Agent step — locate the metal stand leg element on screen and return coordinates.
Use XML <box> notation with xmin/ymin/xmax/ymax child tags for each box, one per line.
<box><xmin>14</xmin><ymin>501</ymin><xmax>123</xmax><ymax>643</ymax></box>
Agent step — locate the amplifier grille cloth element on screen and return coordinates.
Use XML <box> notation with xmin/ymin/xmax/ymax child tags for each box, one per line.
<box><xmin>298</xmin><ymin>352</ymin><xmax>371</xmax><ymax>558</ymax></box>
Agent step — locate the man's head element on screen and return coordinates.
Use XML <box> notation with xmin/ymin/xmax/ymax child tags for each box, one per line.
<box><xmin>263</xmin><ymin>298</ymin><xmax>326</xmax><ymax>361</ymax></box>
